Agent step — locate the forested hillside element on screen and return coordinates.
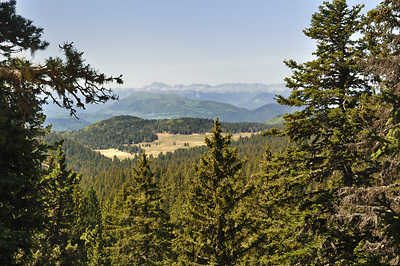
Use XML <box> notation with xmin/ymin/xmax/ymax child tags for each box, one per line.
<box><xmin>43</xmin><ymin>92</ymin><xmax>294</xmax><ymax>131</ymax></box>
<box><xmin>4</xmin><ymin>1</ymin><xmax>400</xmax><ymax>265</ymax></box>
<box><xmin>97</xmin><ymin>92</ymin><xmax>293</xmax><ymax>122</ymax></box>
<box><xmin>45</xmin><ymin>129</ymin><xmax>287</xmax><ymax>205</ymax></box>
<box><xmin>59</xmin><ymin>116</ymin><xmax>274</xmax><ymax>150</ymax></box>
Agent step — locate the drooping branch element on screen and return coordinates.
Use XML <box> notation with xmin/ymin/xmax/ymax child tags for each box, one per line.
<box><xmin>0</xmin><ymin>43</ymin><xmax>123</xmax><ymax>118</ymax></box>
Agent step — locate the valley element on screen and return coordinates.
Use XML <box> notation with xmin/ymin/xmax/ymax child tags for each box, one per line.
<box><xmin>6</xmin><ymin>0</ymin><xmax>400</xmax><ymax>264</ymax></box>
<box><xmin>95</xmin><ymin>132</ymin><xmax>259</xmax><ymax>159</ymax></box>
<box><xmin>42</xmin><ymin>83</ymin><xmax>293</xmax><ymax>131</ymax></box>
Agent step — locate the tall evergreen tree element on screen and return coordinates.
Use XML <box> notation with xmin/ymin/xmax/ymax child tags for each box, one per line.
<box><xmin>176</xmin><ymin>118</ymin><xmax>256</xmax><ymax>266</ymax></box>
<box><xmin>276</xmin><ymin>0</ymin><xmax>375</xmax><ymax>187</ymax></box>
<box><xmin>0</xmin><ymin>1</ymin><xmax>48</xmax><ymax>263</ymax></box>
<box><xmin>0</xmin><ymin>78</ymin><xmax>47</xmax><ymax>265</ymax></box>
<box><xmin>363</xmin><ymin>0</ymin><xmax>400</xmax><ymax>180</ymax></box>
<box><xmin>0</xmin><ymin>0</ymin><xmax>121</xmax><ymax>264</ymax></box>
<box><xmin>32</xmin><ymin>143</ymin><xmax>81</xmax><ymax>265</ymax></box>
<box><xmin>105</xmin><ymin>152</ymin><xmax>172</xmax><ymax>266</ymax></box>
<box><xmin>360</xmin><ymin>1</ymin><xmax>400</xmax><ymax>262</ymax></box>
<box><xmin>76</xmin><ymin>187</ymin><xmax>107</xmax><ymax>266</ymax></box>
<box><xmin>246</xmin><ymin>144</ymin><xmax>322</xmax><ymax>265</ymax></box>
<box><xmin>260</xmin><ymin>1</ymin><xmax>377</xmax><ymax>264</ymax></box>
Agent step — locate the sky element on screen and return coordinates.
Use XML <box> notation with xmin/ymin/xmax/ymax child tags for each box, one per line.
<box><xmin>16</xmin><ymin>0</ymin><xmax>381</xmax><ymax>89</ymax></box>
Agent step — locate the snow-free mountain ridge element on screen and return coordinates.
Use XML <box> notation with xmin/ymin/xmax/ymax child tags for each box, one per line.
<box><xmin>43</xmin><ymin>83</ymin><xmax>292</xmax><ymax>131</ymax></box>
<box><xmin>112</xmin><ymin>82</ymin><xmax>289</xmax><ymax>110</ymax></box>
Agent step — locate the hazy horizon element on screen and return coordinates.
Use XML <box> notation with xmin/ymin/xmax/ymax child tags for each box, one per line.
<box><xmin>17</xmin><ymin>0</ymin><xmax>380</xmax><ymax>88</ymax></box>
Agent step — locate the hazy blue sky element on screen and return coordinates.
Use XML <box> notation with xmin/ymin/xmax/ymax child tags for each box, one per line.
<box><xmin>16</xmin><ymin>0</ymin><xmax>380</xmax><ymax>88</ymax></box>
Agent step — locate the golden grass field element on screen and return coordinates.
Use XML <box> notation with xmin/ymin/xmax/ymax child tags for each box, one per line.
<box><xmin>95</xmin><ymin>132</ymin><xmax>258</xmax><ymax>160</ymax></box>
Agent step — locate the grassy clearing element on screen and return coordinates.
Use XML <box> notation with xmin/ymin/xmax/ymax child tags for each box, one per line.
<box><xmin>96</xmin><ymin>132</ymin><xmax>258</xmax><ymax>160</ymax></box>
<box><xmin>93</xmin><ymin>148</ymin><xmax>135</xmax><ymax>160</ymax></box>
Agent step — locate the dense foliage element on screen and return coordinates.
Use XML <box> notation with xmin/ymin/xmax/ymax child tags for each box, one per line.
<box><xmin>4</xmin><ymin>0</ymin><xmax>400</xmax><ymax>265</ymax></box>
<box><xmin>59</xmin><ymin>115</ymin><xmax>273</xmax><ymax>150</ymax></box>
<box><xmin>104</xmin><ymin>152</ymin><xmax>173</xmax><ymax>265</ymax></box>
<box><xmin>261</xmin><ymin>1</ymin><xmax>378</xmax><ymax>263</ymax></box>
<box><xmin>176</xmin><ymin>119</ymin><xmax>257</xmax><ymax>266</ymax></box>
<box><xmin>45</xmin><ymin>129</ymin><xmax>283</xmax><ymax>207</ymax></box>
<box><xmin>0</xmin><ymin>0</ymin><xmax>120</xmax><ymax>264</ymax></box>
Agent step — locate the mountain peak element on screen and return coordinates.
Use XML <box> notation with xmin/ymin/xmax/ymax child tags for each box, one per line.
<box><xmin>137</xmin><ymin>82</ymin><xmax>288</xmax><ymax>94</ymax></box>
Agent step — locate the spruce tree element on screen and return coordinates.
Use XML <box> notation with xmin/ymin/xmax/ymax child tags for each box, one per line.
<box><xmin>0</xmin><ymin>79</ymin><xmax>47</xmax><ymax>265</ymax></box>
<box><xmin>260</xmin><ymin>1</ymin><xmax>377</xmax><ymax>264</ymax></box>
<box><xmin>32</xmin><ymin>142</ymin><xmax>82</xmax><ymax>265</ymax></box>
<box><xmin>361</xmin><ymin>1</ymin><xmax>400</xmax><ymax>262</ymax></box>
<box><xmin>0</xmin><ymin>1</ymin><xmax>48</xmax><ymax>263</ymax></box>
<box><xmin>105</xmin><ymin>152</ymin><xmax>172</xmax><ymax>266</ymax></box>
<box><xmin>246</xmin><ymin>144</ymin><xmax>321</xmax><ymax>265</ymax></box>
<box><xmin>0</xmin><ymin>1</ymin><xmax>121</xmax><ymax>263</ymax></box>
<box><xmin>76</xmin><ymin>187</ymin><xmax>107</xmax><ymax>265</ymax></box>
<box><xmin>176</xmin><ymin>118</ymin><xmax>256</xmax><ymax>266</ymax></box>
<box><xmin>364</xmin><ymin>0</ymin><xmax>400</xmax><ymax>180</ymax></box>
<box><xmin>276</xmin><ymin>0</ymin><xmax>374</xmax><ymax>187</ymax></box>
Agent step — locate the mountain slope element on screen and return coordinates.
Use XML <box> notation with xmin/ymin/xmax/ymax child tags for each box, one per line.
<box><xmin>96</xmin><ymin>92</ymin><xmax>292</xmax><ymax>122</ymax></box>
<box><xmin>60</xmin><ymin>116</ymin><xmax>273</xmax><ymax>150</ymax></box>
<box><xmin>112</xmin><ymin>82</ymin><xmax>290</xmax><ymax>109</ymax></box>
<box><xmin>43</xmin><ymin>83</ymin><xmax>293</xmax><ymax>131</ymax></box>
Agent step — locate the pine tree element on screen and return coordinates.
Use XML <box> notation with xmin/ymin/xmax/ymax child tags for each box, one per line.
<box><xmin>105</xmin><ymin>152</ymin><xmax>172</xmax><ymax>266</ymax></box>
<box><xmin>0</xmin><ymin>1</ymin><xmax>121</xmax><ymax>264</ymax></box>
<box><xmin>32</xmin><ymin>142</ymin><xmax>82</xmax><ymax>265</ymax></box>
<box><xmin>0</xmin><ymin>1</ymin><xmax>48</xmax><ymax>263</ymax></box>
<box><xmin>364</xmin><ymin>0</ymin><xmax>400</xmax><ymax>180</ymax></box>
<box><xmin>0</xmin><ymin>79</ymin><xmax>47</xmax><ymax>265</ymax></box>
<box><xmin>76</xmin><ymin>187</ymin><xmax>107</xmax><ymax>266</ymax></box>
<box><xmin>176</xmin><ymin>118</ymin><xmax>256</xmax><ymax>266</ymax></box>
<box><xmin>0</xmin><ymin>0</ymin><xmax>122</xmax><ymax>265</ymax></box>
<box><xmin>244</xmin><ymin>144</ymin><xmax>317</xmax><ymax>265</ymax></box>
<box><xmin>360</xmin><ymin>1</ymin><xmax>400</xmax><ymax>262</ymax></box>
<box><xmin>260</xmin><ymin>1</ymin><xmax>377</xmax><ymax>264</ymax></box>
<box><xmin>276</xmin><ymin>0</ymin><xmax>375</xmax><ymax>187</ymax></box>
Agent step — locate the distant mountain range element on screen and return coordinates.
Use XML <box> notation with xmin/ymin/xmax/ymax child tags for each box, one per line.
<box><xmin>43</xmin><ymin>83</ymin><xmax>292</xmax><ymax>131</ymax></box>
<box><xmin>97</xmin><ymin>92</ymin><xmax>293</xmax><ymax>121</ymax></box>
<box><xmin>112</xmin><ymin>82</ymin><xmax>290</xmax><ymax>110</ymax></box>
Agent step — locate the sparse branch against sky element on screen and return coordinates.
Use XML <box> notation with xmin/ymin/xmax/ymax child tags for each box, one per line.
<box><xmin>16</xmin><ymin>0</ymin><xmax>380</xmax><ymax>88</ymax></box>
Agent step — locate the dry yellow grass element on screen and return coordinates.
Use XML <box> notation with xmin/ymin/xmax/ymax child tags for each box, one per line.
<box><xmin>93</xmin><ymin>148</ymin><xmax>134</xmax><ymax>160</ymax></box>
<box><xmin>95</xmin><ymin>132</ymin><xmax>258</xmax><ymax>160</ymax></box>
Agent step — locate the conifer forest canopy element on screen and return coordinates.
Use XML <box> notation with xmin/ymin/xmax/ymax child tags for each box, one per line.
<box><xmin>3</xmin><ymin>0</ymin><xmax>400</xmax><ymax>265</ymax></box>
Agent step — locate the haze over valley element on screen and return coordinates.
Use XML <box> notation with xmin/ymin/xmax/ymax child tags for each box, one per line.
<box><xmin>43</xmin><ymin>82</ymin><xmax>292</xmax><ymax>131</ymax></box>
<box><xmin>6</xmin><ymin>1</ymin><xmax>398</xmax><ymax>265</ymax></box>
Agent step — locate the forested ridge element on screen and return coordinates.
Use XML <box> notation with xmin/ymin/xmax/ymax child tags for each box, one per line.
<box><xmin>58</xmin><ymin>115</ymin><xmax>274</xmax><ymax>150</ymax></box>
<box><xmin>44</xmin><ymin>130</ymin><xmax>287</xmax><ymax>207</ymax></box>
<box><xmin>3</xmin><ymin>0</ymin><xmax>400</xmax><ymax>265</ymax></box>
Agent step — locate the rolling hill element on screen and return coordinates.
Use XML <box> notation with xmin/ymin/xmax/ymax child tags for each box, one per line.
<box><xmin>59</xmin><ymin>116</ymin><xmax>273</xmax><ymax>150</ymax></box>
<box><xmin>44</xmin><ymin>90</ymin><xmax>293</xmax><ymax>131</ymax></box>
<box><xmin>116</xmin><ymin>82</ymin><xmax>290</xmax><ymax>109</ymax></box>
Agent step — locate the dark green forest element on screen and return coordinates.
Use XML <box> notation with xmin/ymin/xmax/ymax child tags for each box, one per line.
<box><xmin>44</xmin><ymin>128</ymin><xmax>286</xmax><ymax>213</ymax></box>
<box><xmin>3</xmin><ymin>0</ymin><xmax>400</xmax><ymax>265</ymax></box>
<box><xmin>57</xmin><ymin>116</ymin><xmax>274</xmax><ymax>150</ymax></box>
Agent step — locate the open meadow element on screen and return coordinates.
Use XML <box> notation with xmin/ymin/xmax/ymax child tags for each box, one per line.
<box><xmin>95</xmin><ymin>132</ymin><xmax>258</xmax><ymax>159</ymax></box>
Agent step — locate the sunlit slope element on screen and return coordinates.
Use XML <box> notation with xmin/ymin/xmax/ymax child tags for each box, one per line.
<box><xmin>60</xmin><ymin>116</ymin><xmax>272</xmax><ymax>150</ymax></box>
<box><xmin>96</xmin><ymin>92</ymin><xmax>292</xmax><ymax>122</ymax></box>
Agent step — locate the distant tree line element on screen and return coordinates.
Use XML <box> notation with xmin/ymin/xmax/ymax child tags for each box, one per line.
<box><xmin>59</xmin><ymin>116</ymin><xmax>274</xmax><ymax>151</ymax></box>
<box><xmin>45</xmin><ymin>128</ymin><xmax>282</xmax><ymax>205</ymax></box>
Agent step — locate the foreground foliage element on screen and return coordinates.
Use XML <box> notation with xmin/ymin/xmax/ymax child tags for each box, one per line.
<box><xmin>176</xmin><ymin>119</ymin><xmax>257</xmax><ymax>266</ymax></box>
<box><xmin>261</xmin><ymin>1</ymin><xmax>378</xmax><ymax>264</ymax></box>
<box><xmin>0</xmin><ymin>0</ymin><xmax>120</xmax><ymax>264</ymax></box>
<box><xmin>104</xmin><ymin>152</ymin><xmax>173</xmax><ymax>265</ymax></box>
<box><xmin>3</xmin><ymin>0</ymin><xmax>400</xmax><ymax>265</ymax></box>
